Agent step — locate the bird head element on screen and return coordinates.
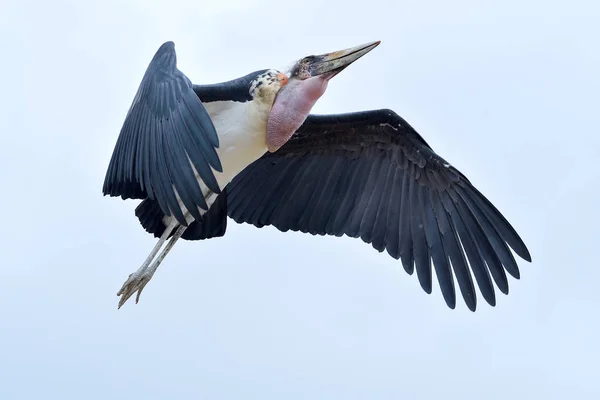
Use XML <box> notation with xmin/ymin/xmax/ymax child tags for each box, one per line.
<box><xmin>262</xmin><ymin>41</ymin><xmax>380</xmax><ymax>152</ymax></box>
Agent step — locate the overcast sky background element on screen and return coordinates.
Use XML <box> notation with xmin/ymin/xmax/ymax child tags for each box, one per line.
<box><xmin>1</xmin><ymin>0</ymin><xmax>599</xmax><ymax>398</ymax></box>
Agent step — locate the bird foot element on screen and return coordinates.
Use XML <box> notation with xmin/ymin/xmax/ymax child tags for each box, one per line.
<box><xmin>116</xmin><ymin>269</ymin><xmax>154</xmax><ymax>309</ymax></box>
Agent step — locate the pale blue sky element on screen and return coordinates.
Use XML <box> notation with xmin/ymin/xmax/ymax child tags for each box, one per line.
<box><xmin>1</xmin><ymin>0</ymin><xmax>599</xmax><ymax>398</ymax></box>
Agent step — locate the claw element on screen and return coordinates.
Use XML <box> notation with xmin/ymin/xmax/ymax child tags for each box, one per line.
<box><xmin>135</xmin><ymin>280</ymin><xmax>148</xmax><ymax>303</ymax></box>
<box><xmin>116</xmin><ymin>272</ymin><xmax>152</xmax><ymax>309</ymax></box>
<box><xmin>116</xmin><ymin>273</ymin><xmax>133</xmax><ymax>296</ymax></box>
<box><xmin>115</xmin><ymin>221</ymin><xmax>188</xmax><ymax>310</ymax></box>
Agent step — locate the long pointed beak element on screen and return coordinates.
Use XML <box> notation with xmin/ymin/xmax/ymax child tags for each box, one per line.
<box><xmin>307</xmin><ymin>40</ymin><xmax>381</xmax><ymax>79</ymax></box>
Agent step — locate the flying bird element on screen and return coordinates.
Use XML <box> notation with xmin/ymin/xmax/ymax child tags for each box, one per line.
<box><xmin>103</xmin><ymin>40</ymin><xmax>531</xmax><ymax>311</ymax></box>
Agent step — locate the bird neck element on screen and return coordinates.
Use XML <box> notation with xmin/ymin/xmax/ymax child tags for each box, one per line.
<box><xmin>193</xmin><ymin>69</ymin><xmax>268</xmax><ymax>103</ymax></box>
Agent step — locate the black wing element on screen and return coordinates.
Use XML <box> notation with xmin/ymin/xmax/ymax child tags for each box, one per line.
<box><xmin>226</xmin><ymin>109</ymin><xmax>531</xmax><ymax>311</ymax></box>
<box><xmin>103</xmin><ymin>41</ymin><xmax>223</xmax><ymax>225</ymax></box>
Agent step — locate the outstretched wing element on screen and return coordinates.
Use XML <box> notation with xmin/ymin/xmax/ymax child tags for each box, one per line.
<box><xmin>226</xmin><ymin>109</ymin><xmax>531</xmax><ymax>311</ymax></box>
<box><xmin>103</xmin><ymin>41</ymin><xmax>223</xmax><ymax>225</ymax></box>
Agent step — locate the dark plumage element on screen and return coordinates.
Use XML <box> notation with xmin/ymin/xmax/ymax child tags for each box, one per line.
<box><xmin>103</xmin><ymin>42</ymin><xmax>222</xmax><ymax>225</ymax></box>
<box><xmin>106</xmin><ymin>40</ymin><xmax>531</xmax><ymax>310</ymax></box>
<box><xmin>134</xmin><ymin>109</ymin><xmax>531</xmax><ymax>311</ymax></box>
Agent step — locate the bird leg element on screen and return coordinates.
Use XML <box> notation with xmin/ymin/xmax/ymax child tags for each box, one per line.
<box><xmin>126</xmin><ymin>224</ymin><xmax>187</xmax><ymax>301</ymax></box>
<box><xmin>116</xmin><ymin>217</ymin><xmax>181</xmax><ymax>308</ymax></box>
<box><xmin>117</xmin><ymin>193</ymin><xmax>215</xmax><ymax>308</ymax></box>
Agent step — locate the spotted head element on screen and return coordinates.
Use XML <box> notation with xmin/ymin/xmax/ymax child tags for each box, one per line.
<box><xmin>252</xmin><ymin>41</ymin><xmax>381</xmax><ymax>152</ymax></box>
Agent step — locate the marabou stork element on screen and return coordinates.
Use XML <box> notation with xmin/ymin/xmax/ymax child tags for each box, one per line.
<box><xmin>103</xmin><ymin>41</ymin><xmax>531</xmax><ymax>311</ymax></box>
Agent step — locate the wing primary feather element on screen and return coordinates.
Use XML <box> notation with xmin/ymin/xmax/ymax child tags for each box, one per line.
<box><xmin>284</xmin><ymin>156</ymin><xmax>324</xmax><ymax>232</ymax></box>
<box><xmin>370</xmin><ymin>158</ymin><xmax>396</xmax><ymax>252</ymax></box>
<box><xmin>227</xmin><ymin>163</ymin><xmax>266</xmax><ymax>222</ymax></box>
<box><xmin>145</xmin><ymin>109</ymin><xmax>159</xmax><ymax>199</ymax></box>
<box><xmin>132</xmin><ymin>105</ymin><xmax>146</xmax><ymax>186</ymax></box>
<box><xmin>123</xmin><ymin>103</ymin><xmax>143</xmax><ymax>183</ymax></box>
<box><xmin>305</xmin><ymin>156</ymin><xmax>347</xmax><ymax>235</ymax></box>
<box><xmin>256</xmin><ymin>158</ymin><xmax>305</xmax><ymax>227</ymax></box>
<box><xmin>103</xmin><ymin>41</ymin><xmax>222</xmax><ymax>220</ymax></box>
<box><xmin>412</xmin><ymin>184</ymin><xmax>432</xmax><ymax>294</ymax></box>
<box><xmin>332</xmin><ymin>157</ymin><xmax>371</xmax><ymax>236</ymax></box>
<box><xmin>249</xmin><ymin>159</ymin><xmax>301</xmax><ymax>228</ymax></box>
<box><xmin>296</xmin><ymin>156</ymin><xmax>338</xmax><ymax>234</ymax></box>
<box><xmin>455</xmin><ymin>186</ymin><xmax>520</xmax><ymax>279</ymax></box>
<box><xmin>135</xmin><ymin>104</ymin><xmax>150</xmax><ymax>192</ymax></box>
<box><xmin>385</xmin><ymin>163</ymin><xmax>404</xmax><ymax>260</ymax></box>
<box><xmin>440</xmin><ymin>191</ymin><xmax>496</xmax><ymax>306</ymax></box>
<box><xmin>183</xmin><ymin>83</ymin><xmax>221</xmax><ymax>151</ymax></box>
<box><xmin>268</xmin><ymin>158</ymin><xmax>315</xmax><ymax>231</ymax></box>
<box><xmin>264</xmin><ymin>158</ymin><xmax>313</xmax><ymax>229</ymax></box>
<box><xmin>325</xmin><ymin>158</ymin><xmax>359</xmax><ymax>237</ymax></box>
<box><xmin>432</xmin><ymin>190</ymin><xmax>476</xmax><ymax>311</ymax></box>
<box><xmin>149</xmin><ymin>121</ymin><xmax>170</xmax><ymax>216</ymax></box>
<box><xmin>174</xmin><ymin>103</ymin><xmax>220</xmax><ymax>198</ymax></box>
<box><xmin>462</xmin><ymin>184</ymin><xmax>531</xmax><ymax>262</ymax></box>
<box><xmin>398</xmin><ymin>162</ymin><xmax>414</xmax><ymax>275</ymax></box>
<box><xmin>235</xmin><ymin>164</ymin><xmax>277</xmax><ymax>226</ymax></box>
<box><xmin>359</xmin><ymin>155</ymin><xmax>390</xmax><ymax>245</ymax></box>
<box><xmin>422</xmin><ymin>187</ymin><xmax>455</xmax><ymax>308</ymax></box>
<box><xmin>166</xmin><ymin>116</ymin><xmax>205</xmax><ymax>221</ymax></box>
<box><xmin>451</xmin><ymin>191</ymin><xmax>510</xmax><ymax>295</ymax></box>
<box><xmin>442</xmin><ymin>194</ymin><xmax>496</xmax><ymax>306</ymax></box>
<box><xmin>346</xmin><ymin>150</ymin><xmax>383</xmax><ymax>238</ymax></box>
<box><xmin>159</xmin><ymin>122</ymin><xmax>187</xmax><ymax>224</ymax></box>
<box><xmin>181</xmin><ymin>94</ymin><xmax>223</xmax><ymax>175</ymax></box>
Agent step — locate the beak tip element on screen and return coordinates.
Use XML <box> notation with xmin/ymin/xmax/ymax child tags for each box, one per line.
<box><xmin>309</xmin><ymin>40</ymin><xmax>382</xmax><ymax>78</ymax></box>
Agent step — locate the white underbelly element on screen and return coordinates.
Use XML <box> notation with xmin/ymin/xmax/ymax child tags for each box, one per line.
<box><xmin>207</xmin><ymin>100</ymin><xmax>270</xmax><ymax>189</ymax></box>
<box><xmin>214</xmin><ymin>131</ymin><xmax>268</xmax><ymax>189</ymax></box>
<box><xmin>167</xmin><ymin>100</ymin><xmax>270</xmax><ymax>225</ymax></box>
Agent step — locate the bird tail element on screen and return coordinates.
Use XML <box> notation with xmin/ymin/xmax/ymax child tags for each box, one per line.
<box><xmin>135</xmin><ymin>198</ymin><xmax>169</xmax><ymax>238</ymax></box>
<box><xmin>135</xmin><ymin>190</ymin><xmax>229</xmax><ymax>241</ymax></box>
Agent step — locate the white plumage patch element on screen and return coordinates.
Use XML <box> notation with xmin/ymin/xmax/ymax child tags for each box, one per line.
<box><xmin>249</xmin><ymin>69</ymin><xmax>285</xmax><ymax>99</ymax></box>
<box><xmin>203</xmin><ymin>96</ymin><xmax>275</xmax><ymax>188</ymax></box>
